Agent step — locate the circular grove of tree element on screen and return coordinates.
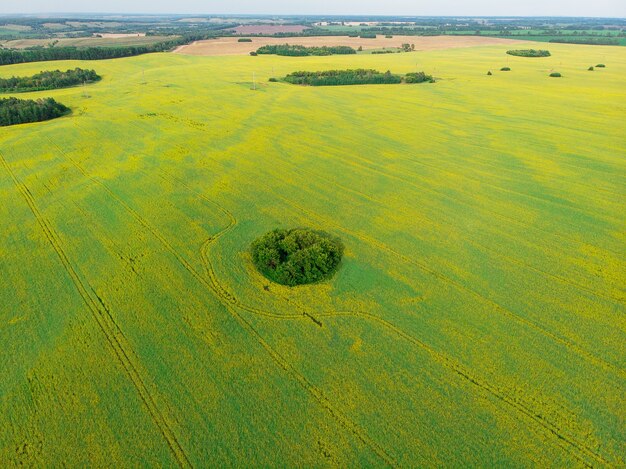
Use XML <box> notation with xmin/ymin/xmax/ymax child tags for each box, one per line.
<box><xmin>251</xmin><ymin>228</ymin><xmax>344</xmax><ymax>286</ymax></box>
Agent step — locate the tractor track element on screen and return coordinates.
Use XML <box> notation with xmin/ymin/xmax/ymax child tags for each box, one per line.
<box><xmin>274</xmin><ymin>193</ymin><xmax>626</xmax><ymax>382</ymax></box>
<box><xmin>37</xmin><ymin>127</ymin><xmax>617</xmax><ymax>467</ymax></box>
<box><xmin>0</xmin><ymin>151</ymin><xmax>192</xmax><ymax>469</ymax></box>
<box><xmin>274</xmin><ymin>137</ymin><xmax>624</xmax><ymax>259</ymax></box>
<box><xmin>267</xmin><ymin>148</ymin><xmax>625</xmax><ymax>303</ymax></box>
<box><xmin>40</xmin><ymin>137</ymin><xmax>397</xmax><ymax>467</ymax></box>
<box><xmin>175</xmin><ymin>171</ymin><xmax>612</xmax><ymax>468</ymax></box>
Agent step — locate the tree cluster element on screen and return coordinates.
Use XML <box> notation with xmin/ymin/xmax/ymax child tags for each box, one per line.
<box><xmin>283</xmin><ymin>69</ymin><xmax>433</xmax><ymax>86</ymax></box>
<box><xmin>0</xmin><ymin>97</ymin><xmax>69</xmax><ymax>126</ymax></box>
<box><xmin>255</xmin><ymin>44</ymin><xmax>356</xmax><ymax>56</ymax></box>
<box><xmin>549</xmin><ymin>38</ymin><xmax>618</xmax><ymax>45</ymax></box>
<box><xmin>404</xmin><ymin>71</ymin><xmax>435</xmax><ymax>83</ymax></box>
<box><xmin>506</xmin><ymin>49</ymin><xmax>551</xmax><ymax>57</ymax></box>
<box><xmin>0</xmin><ymin>68</ymin><xmax>100</xmax><ymax>93</ymax></box>
<box><xmin>251</xmin><ymin>228</ymin><xmax>344</xmax><ymax>286</ymax></box>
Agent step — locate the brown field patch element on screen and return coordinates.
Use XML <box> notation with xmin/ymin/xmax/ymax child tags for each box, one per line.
<box><xmin>0</xmin><ymin>35</ymin><xmax>173</xmax><ymax>49</ymax></box>
<box><xmin>96</xmin><ymin>33</ymin><xmax>147</xmax><ymax>38</ymax></box>
<box><xmin>175</xmin><ymin>35</ymin><xmax>527</xmax><ymax>56</ymax></box>
<box><xmin>0</xmin><ymin>24</ymin><xmax>32</xmax><ymax>31</ymax></box>
<box><xmin>230</xmin><ymin>25</ymin><xmax>310</xmax><ymax>35</ymax></box>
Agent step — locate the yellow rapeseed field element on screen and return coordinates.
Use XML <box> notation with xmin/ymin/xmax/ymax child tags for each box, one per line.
<box><xmin>0</xmin><ymin>42</ymin><xmax>624</xmax><ymax>466</ymax></box>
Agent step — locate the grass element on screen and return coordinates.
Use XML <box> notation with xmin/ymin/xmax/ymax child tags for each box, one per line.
<box><xmin>0</xmin><ymin>42</ymin><xmax>624</xmax><ymax>467</ymax></box>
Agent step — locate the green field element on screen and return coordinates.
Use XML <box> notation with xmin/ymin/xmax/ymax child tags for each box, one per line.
<box><xmin>0</xmin><ymin>42</ymin><xmax>625</xmax><ymax>466</ymax></box>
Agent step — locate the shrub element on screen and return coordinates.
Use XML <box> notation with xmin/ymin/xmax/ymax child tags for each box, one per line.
<box><xmin>588</xmin><ymin>66</ymin><xmax>594</xmax><ymax>71</ymax></box>
<box><xmin>596</xmin><ymin>64</ymin><xmax>606</xmax><ymax>68</ymax></box>
<box><xmin>238</xmin><ymin>38</ymin><xmax>252</xmax><ymax>42</ymax></box>
<box><xmin>500</xmin><ymin>67</ymin><xmax>511</xmax><ymax>71</ymax></box>
<box><xmin>249</xmin><ymin>51</ymin><xmax>258</xmax><ymax>56</ymax></box>
<box><xmin>359</xmin><ymin>33</ymin><xmax>377</xmax><ymax>39</ymax></box>
<box><xmin>251</xmin><ymin>228</ymin><xmax>344</xmax><ymax>286</ymax></box>
<box><xmin>385</xmin><ymin>35</ymin><xmax>393</xmax><ymax>38</ymax></box>
<box><xmin>549</xmin><ymin>72</ymin><xmax>562</xmax><ymax>77</ymax></box>
<box><xmin>506</xmin><ymin>49</ymin><xmax>551</xmax><ymax>57</ymax></box>
<box><xmin>487</xmin><ymin>71</ymin><xmax>492</xmax><ymax>75</ymax></box>
<box><xmin>268</xmin><ymin>77</ymin><xmax>278</xmax><ymax>82</ymax></box>
<box><xmin>404</xmin><ymin>72</ymin><xmax>435</xmax><ymax>83</ymax></box>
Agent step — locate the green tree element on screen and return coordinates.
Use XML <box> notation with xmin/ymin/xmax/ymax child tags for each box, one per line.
<box><xmin>251</xmin><ymin>229</ymin><xmax>344</xmax><ymax>286</ymax></box>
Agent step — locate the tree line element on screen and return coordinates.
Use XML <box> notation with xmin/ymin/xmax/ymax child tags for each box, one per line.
<box><xmin>0</xmin><ymin>68</ymin><xmax>100</xmax><ymax>93</ymax></box>
<box><xmin>0</xmin><ymin>97</ymin><xmax>69</xmax><ymax>126</ymax></box>
<box><xmin>0</xmin><ymin>42</ymin><xmax>178</xmax><ymax>66</ymax></box>
<box><xmin>549</xmin><ymin>38</ymin><xmax>619</xmax><ymax>45</ymax></box>
<box><xmin>506</xmin><ymin>49</ymin><xmax>551</xmax><ymax>57</ymax></box>
<box><xmin>0</xmin><ymin>34</ymin><xmax>218</xmax><ymax>66</ymax></box>
<box><xmin>282</xmin><ymin>69</ymin><xmax>434</xmax><ymax>86</ymax></box>
<box><xmin>255</xmin><ymin>44</ymin><xmax>356</xmax><ymax>56</ymax></box>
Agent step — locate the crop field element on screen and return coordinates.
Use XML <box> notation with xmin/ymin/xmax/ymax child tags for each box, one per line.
<box><xmin>176</xmin><ymin>35</ymin><xmax>524</xmax><ymax>56</ymax></box>
<box><xmin>0</xmin><ymin>42</ymin><xmax>624</xmax><ymax>466</ymax></box>
<box><xmin>230</xmin><ymin>25</ymin><xmax>311</xmax><ymax>34</ymax></box>
<box><xmin>0</xmin><ymin>35</ymin><xmax>175</xmax><ymax>50</ymax></box>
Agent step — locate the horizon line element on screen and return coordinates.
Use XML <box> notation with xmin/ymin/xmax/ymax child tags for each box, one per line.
<box><xmin>1</xmin><ymin>12</ymin><xmax>625</xmax><ymax>20</ymax></box>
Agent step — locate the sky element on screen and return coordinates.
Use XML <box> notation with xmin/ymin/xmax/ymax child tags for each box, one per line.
<box><xmin>1</xmin><ymin>0</ymin><xmax>624</xmax><ymax>18</ymax></box>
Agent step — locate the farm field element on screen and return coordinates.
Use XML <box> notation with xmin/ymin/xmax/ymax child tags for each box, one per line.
<box><xmin>0</xmin><ymin>42</ymin><xmax>625</xmax><ymax>467</ymax></box>
<box><xmin>230</xmin><ymin>25</ymin><xmax>311</xmax><ymax>34</ymax></box>
<box><xmin>176</xmin><ymin>34</ymin><xmax>525</xmax><ymax>55</ymax></box>
<box><xmin>0</xmin><ymin>35</ymin><xmax>175</xmax><ymax>50</ymax></box>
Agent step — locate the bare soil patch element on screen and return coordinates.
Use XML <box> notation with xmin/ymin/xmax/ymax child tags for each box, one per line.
<box><xmin>96</xmin><ymin>33</ymin><xmax>146</xmax><ymax>38</ymax></box>
<box><xmin>230</xmin><ymin>25</ymin><xmax>310</xmax><ymax>35</ymax></box>
<box><xmin>175</xmin><ymin>35</ymin><xmax>527</xmax><ymax>56</ymax></box>
<box><xmin>1</xmin><ymin>35</ymin><xmax>172</xmax><ymax>49</ymax></box>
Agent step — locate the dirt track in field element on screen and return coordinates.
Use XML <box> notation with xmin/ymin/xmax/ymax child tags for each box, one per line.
<box><xmin>174</xmin><ymin>35</ymin><xmax>526</xmax><ymax>56</ymax></box>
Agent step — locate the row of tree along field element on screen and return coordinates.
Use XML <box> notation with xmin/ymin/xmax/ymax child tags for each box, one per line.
<box><xmin>0</xmin><ymin>33</ymin><xmax>218</xmax><ymax>65</ymax></box>
<box><xmin>0</xmin><ymin>68</ymin><xmax>100</xmax><ymax>93</ymax></box>
<box><xmin>253</xmin><ymin>43</ymin><xmax>417</xmax><ymax>57</ymax></box>
<box><xmin>506</xmin><ymin>49</ymin><xmax>551</xmax><ymax>57</ymax></box>
<box><xmin>282</xmin><ymin>69</ymin><xmax>434</xmax><ymax>86</ymax></box>
<box><xmin>255</xmin><ymin>44</ymin><xmax>356</xmax><ymax>56</ymax></box>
